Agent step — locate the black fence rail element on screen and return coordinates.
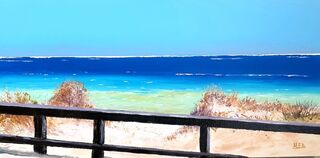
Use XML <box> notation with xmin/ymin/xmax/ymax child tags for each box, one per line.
<box><xmin>0</xmin><ymin>103</ymin><xmax>319</xmax><ymax>158</ymax></box>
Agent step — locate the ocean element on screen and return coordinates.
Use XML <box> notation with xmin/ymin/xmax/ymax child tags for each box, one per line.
<box><xmin>0</xmin><ymin>55</ymin><xmax>319</xmax><ymax>114</ymax></box>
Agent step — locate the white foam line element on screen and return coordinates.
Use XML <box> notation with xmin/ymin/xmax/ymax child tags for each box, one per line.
<box><xmin>0</xmin><ymin>56</ymin><xmax>20</xmax><ymax>59</ymax></box>
<box><xmin>210</xmin><ymin>57</ymin><xmax>243</xmax><ymax>61</ymax></box>
<box><xmin>0</xmin><ymin>59</ymin><xmax>33</xmax><ymax>62</ymax></box>
<box><xmin>0</xmin><ymin>53</ymin><xmax>319</xmax><ymax>59</ymax></box>
<box><xmin>27</xmin><ymin>53</ymin><xmax>320</xmax><ymax>58</ymax></box>
<box><xmin>175</xmin><ymin>73</ymin><xmax>309</xmax><ymax>77</ymax></box>
<box><xmin>29</xmin><ymin>55</ymin><xmax>196</xmax><ymax>58</ymax></box>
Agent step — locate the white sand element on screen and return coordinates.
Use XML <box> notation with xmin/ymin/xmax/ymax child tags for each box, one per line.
<box><xmin>1</xmin><ymin>118</ymin><xmax>319</xmax><ymax>158</ymax></box>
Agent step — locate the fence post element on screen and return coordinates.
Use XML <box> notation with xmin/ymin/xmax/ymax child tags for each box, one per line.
<box><xmin>92</xmin><ymin>119</ymin><xmax>105</xmax><ymax>158</ymax></box>
<box><xmin>199</xmin><ymin>125</ymin><xmax>210</xmax><ymax>158</ymax></box>
<box><xmin>34</xmin><ymin>114</ymin><xmax>47</xmax><ymax>154</ymax></box>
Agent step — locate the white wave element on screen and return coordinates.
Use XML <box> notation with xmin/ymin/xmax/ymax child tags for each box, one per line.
<box><xmin>213</xmin><ymin>53</ymin><xmax>320</xmax><ymax>57</ymax></box>
<box><xmin>22</xmin><ymin>60</ymin><xmax>33</xmax><ymax>62</ymax></box>
<box><xmin>210</xmin><ymin>58</ymin><xmax>223</xmax><ymax>61</ymax></box>
<box><xmin>225</xmin><ymin>74</ymin><xmax>308</xmax><ymax>77</ymax></box>
<box><xmin>245</xmin><ymin>74</ymin><xmax>273</xmax><ymax>77</ymax></box>
<box><xmin>176</xmin><ymin>73</ymin><xmax>195</xmax><ymax>76</ymax></box>
<box><xmin>210</xmin><ymin>57</ymin><xmax>243</xmax><ymax>61</ymax></box>
<box><xmin>287</xmin><ymin>56</ymin><xmax>309</xmax><ymax>59</ymax></box>
<box><xmin>29</xmin><ymin>55</ymin><xmax>187</xmax><ymax>58</ymax></box>
<box><xmin>230</xmin><ymin>57</ymin><xmax>243</xmax><ymax>60</ymax></box>
<box><xmin>0</xmin><ymin>59</ymin><xmax>33</xmax><ymax>63</ymax></box>
<box><xmin>193</xmin><ymin>73</ymin><xmax>206</xmax><ymax>76</ymax></box>
<box><xmin>176</xmin><ymin>73</ymin><xmax>308</xmax><ymax>78</ymax></box>
<box><xmin>0</xmin><ymin>53</ymin><xmax>317</xmax><ymax>59</ymax></box>
<box><xmin>236</xmin><ymin>74</ymin><xmax>308</xmax><ymax>77</ymax></box>
<box><xmin>8</xmin><ymin>55</ymin><xmax>207</xmax><ymax>58</ymax></box>
<box><xmin>28</xmin><ymin>56</ymin><xmax>52</xmax><ymax>58</ymax></box>
<box><xmin>176</xmin><ymin>73</ymin><xmax>224</xmax><ymax>76</ymax></box>
<box><xmin>88</xmin><ymin>58</ymin><xmax>101</xmax><ymax>60</ymax></box>
<box><xmin>233</xmin><ymin>53</ymin><xmax>320</xmax><ymax>57</ymax></box>
<box><xmin>285</xmin><ymin>74</ymin><xmax>308</xmax><ymax>78</ymax></box>
<box><xmin>0</xmin><ymin>57</ymin><xmax>17</xmax><ymax>59</ymax></box>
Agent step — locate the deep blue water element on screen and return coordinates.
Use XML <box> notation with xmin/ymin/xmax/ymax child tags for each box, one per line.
<box><xmin>0</xmin><ymin>55</ymin><xmax>319</xmax><ymax>78</ymax></box>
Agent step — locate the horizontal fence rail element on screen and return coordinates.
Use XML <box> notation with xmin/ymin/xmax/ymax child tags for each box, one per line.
<box><xmin>0</xmin><ymin>102</ymin><xmax>319</xmax><ymax>158</ymax></box>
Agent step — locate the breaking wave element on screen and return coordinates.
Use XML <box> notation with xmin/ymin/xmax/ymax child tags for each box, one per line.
<box><xmin>175</xmin><ymin>73</ymin><xmax>308</xmax><ymax>78</ymax></box>
<box><xmin>210</xmin><ymin>57</ymin><xmax>243</xmax><ymax>61</ymax></box>
<box><xmin>287</xmin><ymin>56</ymin><xmax>309</xmax><ymax>59</ymax></box>
<box><xmin>0</xmin><ymin>59</ymin><xmax>33</xmax><ymax>63</ymax></box>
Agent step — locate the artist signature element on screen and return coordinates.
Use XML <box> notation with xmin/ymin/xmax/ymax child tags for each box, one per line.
<box><xmin>293</xmin><ymin>142</ymin><xmax>306</xmax><ymax>149</ymax></box>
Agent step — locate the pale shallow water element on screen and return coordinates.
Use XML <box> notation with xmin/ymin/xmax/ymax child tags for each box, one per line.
<box><xmin>7</xmin><ymin>89</ymin><xmax>319</xmax><ymax>114</ymax></box>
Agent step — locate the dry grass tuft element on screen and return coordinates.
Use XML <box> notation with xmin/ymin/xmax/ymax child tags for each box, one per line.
<box><xmin>0</xmin><ymin>92</ymin><xmax>53</xmax><ymax>133</ymax></box>
<box><xmin>282</xmin><ymin>101</ymin><xmax>320</xmax><ymax>122</ymax></box>
<box><xmin>191</xmin><ymin>88</ymin><xmax>320</xmax><ymax>122</ymax></box>
<box><xmin>49</xmin><ymin>81</ymin><xmax>94</xmax><ymax>108</ymax></box>
<box><xmin>0</xmin><ymin>81</ymin><xmax>97</xmax><ymax>133</ymax></box>
<box><xmin>48</xmin><ymin>81</ymin><xmax>112</xmax><ymax>126</ymax></box>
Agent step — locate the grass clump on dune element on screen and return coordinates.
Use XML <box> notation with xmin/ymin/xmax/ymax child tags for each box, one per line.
<box><xmin>49</xmin><ymin>81</ymin><xmax>94</xmax><ymax>108</ymax></box>
<box><xmin>167</xmin><ymin>88</ymin><xmax>320</xmax><ymax>140</ymax></box>
<box><xmin>0</xmin><ymin>92</ymin><xmax>51</xmax><ymax>133</ymax></box>
<box><xmin>191</xmin><ymin>88</ymin><xmax>320</xmax><ymax>123</ymax></box>
<box><xmin>0</xmin><ymin>81</ymin><xmax>95</xmax><ymax>133</ymax></box>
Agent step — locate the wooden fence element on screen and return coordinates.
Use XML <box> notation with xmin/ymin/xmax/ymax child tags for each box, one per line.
<box><xmin>0</xmin><ymin>103</ymin><xmax>319</xmax><ymax>158</ymax></box>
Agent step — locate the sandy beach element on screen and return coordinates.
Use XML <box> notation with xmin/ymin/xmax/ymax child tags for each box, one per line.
<box><xmin>1</xmin><ymin>118</ymin><xmax>319</xmax><ymax>158</ymax></box>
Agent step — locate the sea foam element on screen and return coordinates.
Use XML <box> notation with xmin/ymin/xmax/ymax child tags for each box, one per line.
<box><xmin>175</xmin><ymin>73</ymin><xmax>308</xmax><ymax>78</ymax></box>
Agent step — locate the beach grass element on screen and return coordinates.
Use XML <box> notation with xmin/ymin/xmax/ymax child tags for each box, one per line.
<box><xmin>48</xmin><ymin>81</ymin><xmax>94</xmax><ymax>108</ymax></box>
<box><xmin>0</xmin><ymin>92</ymin><xmax>43</xmax><ymax>133</ymax></box>
<box><xmin>0</xmin><ymin>81</ymin><xmax>94</xmax><ymax>134</ymax></box>
<box><xmin>192</xmin><ymin>87</ymin><xmax>320</xmax><ymax>122</ymax></box>
<box><xmin>168</xmin><ymin>88</ymin><xmax>320</xmax><ymax>140</ymax></box>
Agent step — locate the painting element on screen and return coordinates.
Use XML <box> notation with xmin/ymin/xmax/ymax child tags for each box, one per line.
<box><xmin>0</xmin><ymin>0</ymin><xmax>319</xmax><ymax>158</ymax></box>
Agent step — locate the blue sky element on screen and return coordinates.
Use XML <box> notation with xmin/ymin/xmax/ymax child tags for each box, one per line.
<box><xmin>0</xmin><ymin>0</ymin><xmax>319</xmax><ymax>56</ymax></box>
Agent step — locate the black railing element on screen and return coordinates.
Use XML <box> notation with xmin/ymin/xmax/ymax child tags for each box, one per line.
<box><xmin>0</xmin><ymin>102</ymin><xmax>319</xmax><ymax>158</ymax></box>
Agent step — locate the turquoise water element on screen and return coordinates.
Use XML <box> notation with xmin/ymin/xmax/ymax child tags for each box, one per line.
<box><xmin>0</xmin><ymin>74</ymin><xmax>319</xmax><ymax>114</ymax></box>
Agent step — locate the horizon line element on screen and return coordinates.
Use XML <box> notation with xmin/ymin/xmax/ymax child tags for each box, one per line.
<box><xmin>0</xmin><ymin>53</ymin><xmax>320</xmax><ymax>58</ymax></box>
